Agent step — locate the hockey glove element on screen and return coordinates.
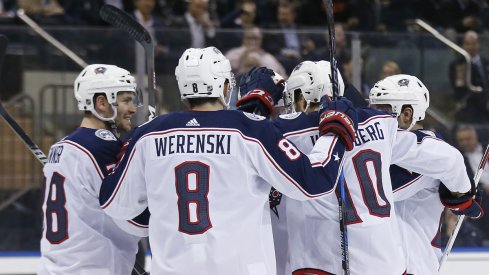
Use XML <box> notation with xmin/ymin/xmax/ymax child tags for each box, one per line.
<box><xmin>236</xmin><ymin>66</ymin><xmax>285</xmax><ymax>118</ymax></box>
<box><xmin>319</xmin><ymin>96</ymin><xmax>358</xmax><ymax>151</ymax></box>
<box><xmin>439</xmin><ymin>183</ymin><xmax>484</xmax><ymax>219</ymax></box>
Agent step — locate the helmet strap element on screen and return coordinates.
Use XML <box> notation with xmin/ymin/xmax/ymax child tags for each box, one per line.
<box><xmin>304</xmin><ymin>100</ymin><xmax>311</xmax><ymax>113</ymax></box>
<box><xmin>90</xmin><ymin>105</ymin><xmax>118</xmax><ymax>134</ymax></box>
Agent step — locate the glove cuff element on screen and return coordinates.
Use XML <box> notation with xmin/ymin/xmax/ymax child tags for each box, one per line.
<box><xmin>236</xmin><ymin>89</ymin><xmax>274</xmax><ymax>112</ymax></box>
<box><xmin>442</xmin><ymin>197</ymin><xmax>473</xmax><ymax>211</ymax></box>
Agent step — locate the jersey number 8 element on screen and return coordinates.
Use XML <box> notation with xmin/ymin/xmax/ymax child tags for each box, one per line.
<box><xmin>45</xmin><ymin>172</ymin><xmax>69</xmax><ymax>244</ymax></box>
<box><xmin>175</xmin><ymin>161</ymin><xmax>212</xmax><ymax>235</ymax></box>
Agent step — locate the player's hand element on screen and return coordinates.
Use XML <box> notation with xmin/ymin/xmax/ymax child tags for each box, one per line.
<box><xmin>439</xmin><ymin>184</ymin><xmax>484</xmax><ymax>219</ymax></box>
<box><xmin>319</xmin><ymin>96</ymin><xmax>358</xmax><ymax>151</ymax></box>
<box><xmin>237</xmin><ymin>66</ymin><xmax>285</xmax><ymax>118</ymax></box>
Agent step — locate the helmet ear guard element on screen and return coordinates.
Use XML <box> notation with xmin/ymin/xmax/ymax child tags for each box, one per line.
<box><xmin>369</xmin><ymin>74</ymin><xmax>430</xmax><ymax>130</ymax></box>
<box><xmin>175</xmin><ymin>47</ymin><xmax>236</xmax><ymax>108</ymax></box>
<box><xmin>74</xmin><ymin>64</ymin><xmax>138</xmax><ymax>122</ymax></box>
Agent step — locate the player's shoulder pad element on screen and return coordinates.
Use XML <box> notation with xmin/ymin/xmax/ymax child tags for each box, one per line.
<box><xmin>278</xmin><ymin>112</ymin><xmax>302</xmax><ymax>120</ymax></box>
<box><xmin>242</xmin><ymin>111</ymin><xmax>267</xmax><ymax>121</ymax></box>
<box><xmin>95</xmin><ymin>129</ymin><xmax>117</xmax><ymax>141</ymax></box>
<box><xmin>357</xmin><ymin>107</ymin><xmax>395</xmax><ymax>123</ymax></box>
<box><xmin>411</xmin><ymin>129</ymin><xmax>445</xmax><ymax>143</ymax></box>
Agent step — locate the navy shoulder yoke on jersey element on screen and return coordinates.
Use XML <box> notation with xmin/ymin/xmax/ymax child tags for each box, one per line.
<box><xmin>57</xmin><ymin>128</ymin><xmax>122</xmax><ymax>178</ymax></box>
<box><xmin>391</xmin><ymin>129</ymin><xmax>444</xmax><ymax>192</ymax></box>
<box><xmin>274</xmin><ymin>112</ymin><xmax>319</xmax><ymax>135</ymax></box>
<box><xmin>99</xmin><ymin>110</ymin><xmax>346</xmax><ymax>210</ymax></box>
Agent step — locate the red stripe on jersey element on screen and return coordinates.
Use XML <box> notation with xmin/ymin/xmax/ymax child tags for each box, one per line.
<box><xmin>293</xmin><ymin>268</ymin><xmax>333</xmax><ymax>275</ymax></box>
<box><xmin>284</xmin><ymin>127</ymin><xmax>318</xmax><ymax>138</ymax></box>
<box><xmin>102</xmin><ymin>128</ymin><xmax>335</xmax><ymax>209</ymax></box>
<box><xmin>311</xmin><ymin>136</ymin><xmax>338</xmax><ymax>167</ymax></box>
<box><xmin>101</xmin><ymin>148</ymin><xmax>138</xmax><ymax>209</ymax></box>
<box><xmin>359</xmin><ymin>115</ymin><xmax>393</xmax><ymax>126</ymax></box>
<box><xmin>392</xmin><ymin>174</ymin><xmax>423</xmax><ymax>193</ymax></box>
<box><xmin>59</xmin><ymin>140</ymin><xmax>104</xmax><ymax>180</ymax></box>
<box><xmin>128</xmin><ymin>219</ymin><xmax>148</xmax><ymax>228</ymax></box>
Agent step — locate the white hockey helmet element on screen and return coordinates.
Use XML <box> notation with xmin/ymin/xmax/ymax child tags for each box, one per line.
<box><xmin>175</xmin><ymin>47</ymin><xmax>235</xmax><ymax>107</ymax></box>
<box><xmin>74</xmin><ymin>64</ymin><xmax>138</xmax><ymax>121</ymax></box>
<box><xmin>286</xmin><ymin>60</ymin><xmax>344</xmax><ymax>112</ymax></box>
<box><xmin>369</xmin><ymin>74</ymin><xmax>430</xmax><ymax>130</ymax></box>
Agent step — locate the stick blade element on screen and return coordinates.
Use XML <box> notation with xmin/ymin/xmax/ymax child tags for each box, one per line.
<box><xmin>99</xmin><ymin>5</ymin><xmax>152</xmax><ymax>45</ymax></box>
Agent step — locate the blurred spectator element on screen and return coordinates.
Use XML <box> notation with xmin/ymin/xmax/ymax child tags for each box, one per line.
<box><xmin>342</xmin><ymin>51</ymin><xmax>370</xmax><ymax>99</ymax></box>
<box><xmin>170</xmin><ymin>0</ymin><xmax>217</xmax><ymax>48</ymax></box>
<box><xmin>435</xmin><ymin>0</ymin><xmax>484</xmax><ymax>33</ymax></box>
<box><xmin>132</xmin><ymin>0</ymin><xmax>168</xmax><ymax>57</ymax></box>
<box><xmin>262</xmin><ymin>0</ymin><xmax>303</xmax><ymax>73</ymax></box>
<box><xmin>61</xmin><ymin>0</ymin><xmax>132</xmax><ymax>26</ymax></box>
<box><xmin>17</xmin><ymin>0</ymin><xmax>71</xmax><ymax>25</ymax></box>
<box><xmin>454</xmin><ymin>124</ymin><xmax>489</xmax><ymax>242</ymax></box>
<box><xmin>449</xmin><ymin>30</ymin><xmax>489</xmax><ymax>123</ymax></box>
<box><xmin>220</xmin><ymin>0</ymin><xmax>256</xmax><ymax>29</ymax></box>
<box><xmin>0</xmin><ymin>0</ymin><xmax>16</xmax><ymax>20</ymax></box>
<box><xmin>218</xmin><ymin>0</ymin><xmax>257</xmax><ymax>49</ymax></box>
<box><xmin>443</xmin><ymin>209</ymin><xmax>484</xmax><ymax>247</ymax></box>
<box><xmin>264</xmin><ymin>1</ymin><xmax>300</xmax><ymax>57</ymax></box>
<box><xmin>455</xmin><ymin>125</ymin><xmax>489</xmax><ymax>192</ymax></box>
<box><xmin>377</xmin><ymin>0</ymin><xmax>412</xmax><ymax>32</ymax></box>
<box><xmin>304</xmin><ymin>23</ymin><xmax>350</xmax><ymax>77</ymax></box>
<box><xmin>380</xmin><ymin>60</ymin><xmax>401</xmax><ymax>79</ymax></box>
<box><xmin>225</xmin><ymin>27</ymin><xmax>287</xmax><ymax>77</ymax></box>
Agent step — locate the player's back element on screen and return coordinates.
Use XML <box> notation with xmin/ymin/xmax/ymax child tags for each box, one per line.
<box><xmin>279</xmin><ymin>109</ymin><xmax>406</xmax><ymax>275</ymax></box>
<box><xmin>101</xmin><ymin>109</ymin><xmax>344</xmax><ymax>275</ymax></box>
<box><xmin>39</xmin><ymin>128</ymin><xmax>139</xmax><ymax>275</ymax></box>
<box><xmin>392</xmin><ymin>130</ymin><xmax>448</xmax><ymax>275</ymax></box>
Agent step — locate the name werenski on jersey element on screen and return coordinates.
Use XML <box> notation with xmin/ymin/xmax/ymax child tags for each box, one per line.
<box><xmin>47</xmin><ymin>145</ymin><xmax>64</xmax><ymax>164</ymax></box>
<box><xmin>154</xmin><ymin>134</ymin><xmax>232</xmax><ymax>157</ymax></box>
<box><xmin>354</xmin><ymin>121</ymin><xmax>385</xmax><ymax>146</ymax></box>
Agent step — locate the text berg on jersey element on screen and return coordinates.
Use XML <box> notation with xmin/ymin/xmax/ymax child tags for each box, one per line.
<box><xmin>354</xmin><ymin>121</ymin><xmax>385</xmax><ymax>147</ymax></box>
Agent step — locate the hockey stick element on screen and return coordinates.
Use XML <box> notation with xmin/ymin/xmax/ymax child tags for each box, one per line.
<box><xmin>439</xmin><ymin>144</ymin><xmax>489</xmax><ymax>271</ymax></box>
<box><xmin>323</xmin><ymin>0</ymin><xmax>350</xmax><ymax>274</ymax></box>
<box><xmin>16</xmin><ymin>9</ymin><xmax>88</xmax><ymax>68</ymax></box>
<box><xmin>99</xmin><ymin>4</ymin><xmax>158</xmax><ymax>121</ymax></box>
<box><xmin>0</xmin><ymin>34</ymin><xmax>149</xmax><ymax>275</ymax></box>
<box><xmin>0</xmin><ymin>35</ymin><xmax>48</xmax><ymax>165</ymax></box>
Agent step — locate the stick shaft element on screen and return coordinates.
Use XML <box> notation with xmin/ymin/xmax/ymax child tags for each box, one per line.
<box><xmin>17</xmin><ymin>9</ymin><xmax>88</xmax><ymax>68</ymax></box>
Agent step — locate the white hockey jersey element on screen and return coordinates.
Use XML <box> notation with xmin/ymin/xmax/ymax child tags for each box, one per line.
<box><xmin>99</xmin><ymin>110</ymin><xmax>346</xmax><ymax>275</ymax></box>
<box><xmin>39</xmin><ymin>128</ymin><xmax>145</xmax><ymax>275</ymax></box>
<box><xmin>274</xmin><ymin>109</ymin><xmax>472</xmax><ymax>275</ymax></box>
<box><xmin>392</xmin><ymin>130</ymin><xmax>470</xmax><ymax>275</ymax></box>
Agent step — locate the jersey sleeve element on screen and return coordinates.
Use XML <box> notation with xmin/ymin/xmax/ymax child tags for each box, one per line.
<box><xmin>250</xmin><ymin>120</ymin><xmax>345</xmax><ymax>201</ymax></box>
<box><xmin>99</xmin><ymin>135</ymin><xmax>148</xmax><ymax>220</ymax></box>
<box><xmin>391</xmin><ymin>130</ymin><xmax>471</xmax><ymax>194</ymax></box>
<box><xmin>112</xmin><ymin>209</ymin><xmax>149</xmax><ymax>237</ymax></box>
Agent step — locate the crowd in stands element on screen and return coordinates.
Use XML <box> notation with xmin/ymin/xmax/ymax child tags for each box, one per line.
<box><xmin>2</xmin><ymin>0</ymin><xmax>489</xmax><ymax>250</ymax></box>
<box><xmin>2</xmin><ymin>0</ymin><xmax>489</xmax><ymax>34</ymax></box>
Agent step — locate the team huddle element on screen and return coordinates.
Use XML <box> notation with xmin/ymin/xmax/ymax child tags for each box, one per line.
<box><xmin>38</xmin><ymin>46</ymin><xmax>483</xmax><ymax>275</ymax></box>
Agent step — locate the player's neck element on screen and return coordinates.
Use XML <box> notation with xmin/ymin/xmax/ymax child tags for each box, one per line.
<box><xmin>410</xmin><ymin>123</ymin><xmax>423</xmax><ymax>131</ymax></box>
<box><xmin>80</xmin><ymin>116</ymin><xmax>110</xmax><ymax>130</ymax></box>
<box><xmin>190</xmin><ymin>101</ymin><xmax>225</xmax><ymax>111</ymax></box>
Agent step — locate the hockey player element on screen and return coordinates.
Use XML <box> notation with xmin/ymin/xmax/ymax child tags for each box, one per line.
<box><xmin>39</xmin><ymin>64</ymin><xmax>147</xmax><ymax>275</ymax></box>
<box><xmin>235</xmin><ymin>66</ymin><xmax>292</xmax><ymax>275</ymax></box>
<box><xmin>236</xmin><ymin>61</ymin><xmax>481</xmax><ymax>275</ymax></box>
<box><xmin>99</xmin><ymin>47</ymin><xmax>357</xmax><ymax>275</ymax></box>
<box><xmin>369</xmin><ymin>74</ymin><xmax>483</xmax><ymax>275</ymax></box>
